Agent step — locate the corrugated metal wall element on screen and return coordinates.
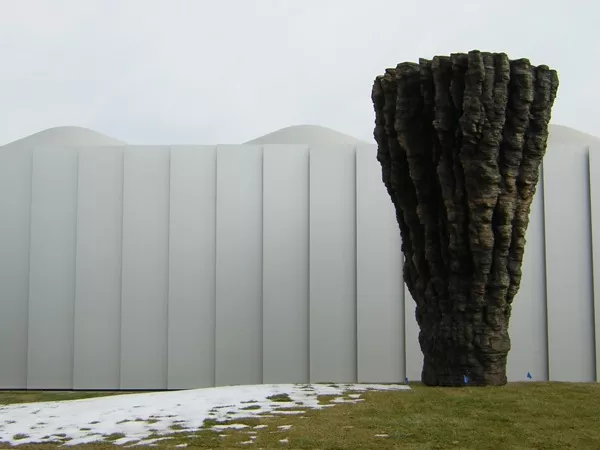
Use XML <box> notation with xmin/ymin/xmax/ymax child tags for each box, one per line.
<box><xmin>0</xmin><ymin>142</ymin><xmax>598</xmax><ymax>390</ymax></box>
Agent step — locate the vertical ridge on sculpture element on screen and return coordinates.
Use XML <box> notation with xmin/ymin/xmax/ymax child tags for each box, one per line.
<box><xmin>491</xmin><ymin>58</ymin><xmax>532</xmax><ymax>310</ymax></box>
<box><xmin>372</xmin><ymin>50</ymin><xmax>558</xmax><ymax>386</ymax></box>
<box><xmin>432</xmin><ymin>56</ymin><xmax>468</xmax><ymax>321</ymax></box>
<box><xmin>374</xmin><ymin>70</ymin><xmax>421</xmax><ymax>299</ymax></box>
<box><xmin>507</xmin><ymin>65</ymin><xmax>560</xmax><ymax>302</ymax></box>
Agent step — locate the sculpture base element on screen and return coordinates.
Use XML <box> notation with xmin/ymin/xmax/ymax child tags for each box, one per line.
<box><xmin>421</xmin><ymin>355</ymin><xmax>508</xmax><ymax>387</ymax></box>
<box><xmin>417</xmin><ymin>310</ymin><xmax>510</xmax><ymax>387</ymax></box>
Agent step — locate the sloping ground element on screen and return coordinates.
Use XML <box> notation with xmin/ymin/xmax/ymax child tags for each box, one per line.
<box><xmin>0</xmin><ymin>384</ymin><xmax>407</xmax><ymax>446</ymax></box>
<box><xmin>244</xmin><ymin>124</ymin><xmax>371</xmax><ymax>146</ymax></box>
<box><xmin>2</xmin><ymin>383</ymin><xmax>600</xmax><ymax>448</ymax></box>
<box><xmin>1</xmin><ymin>126</ymin><xmax>125</xmax><ymax>149</ymax></box>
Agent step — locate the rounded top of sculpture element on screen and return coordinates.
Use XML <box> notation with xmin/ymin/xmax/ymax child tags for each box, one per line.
<box><xmin>244</xmin><ymin>124</ymin><xmax>371</xmax><ymax>146</ymax></box>
<box><xmin>1</xmin><ymin>126</ymin><xmax>126</xmax><ymax>149</ymax></box>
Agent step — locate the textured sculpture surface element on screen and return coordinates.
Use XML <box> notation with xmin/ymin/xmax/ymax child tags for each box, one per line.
<box><xmin>372</xmin><ymin>51</ymin><xmax>559</xmax><ymax>386</ymax></box>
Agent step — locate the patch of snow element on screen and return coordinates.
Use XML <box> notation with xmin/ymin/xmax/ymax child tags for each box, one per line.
<box><xmin>375</xmin><ymin>434</ymin><xmax>389</xmax><ymax>438</ymax></box>
<box><xmin>211</xmin><ymin>423</ymin><xmax>249</xmax><ymax>431</ymax></box>
<box><xmin>330</xmin><ymin>397</ymin><xmax>361</xmax><ymax>403</ymax></box>
<box><xmin>63</xmin><ymin>434</ymin><xmax>103</xmax><ymax>446</ymax></box>
<box><xmin>278</xmin><ymin>425</ymin><xmax>293</xmax><ymax>431</ymax></box>
<box><xmin>280</xmin><ymin>438</ymin><xmax>289</xmax><ymax>444</ymax></box>
<box><xmin>129</xmin><ymin>437</ymin><xmax>171</xmax><ymax>446</ymax></box>
<box><xmin>113</xmin><ymin>437</ymin><xmax>139</xmax><ymax>446</ymax></box>
<box><xmin>0</xmin><ymin>383</ymin><xmax>408</xmax><ymax>446</ymax></box>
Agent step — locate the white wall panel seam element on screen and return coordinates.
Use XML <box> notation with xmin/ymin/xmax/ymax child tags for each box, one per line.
<box><xmin>540</xmin><ymin>167</ymin><xmax>550</xmax><ymax>381</ymax></box>
<box><xmin>404</xmin><ymin>270</ymin><xmax>410</xmax><ymax>381</ymax></box>
<box><xmin>164</xmin><ymin>148</ymin><xmax>172</xmax><ymax>387</ymax></box>
<box><xmin>353</xmin><ymin>147</ymin><xmax>357</xmax><ymax>380</ymax></box>
<box><xmin>583</xmin><ymin>149</ymin><xmax>597</xmax><ymax>381</ymax></box>
<box><xmin>71</xmin><ymin>149</ymin><xmax>80</xmax><ymax>388</ymax></box>
<box><xmin>25</xmin><ymin>147</ymin><xmax>36</xmax><ymax>389</ymax></box>
<box><xmin>307</xmin><ymin>147</ymin><xmax>312</xmax><ymax>380</ymax></box>
<box><xmin>588</xmin><ymin>150</ymin><xmax>600</xmax><ymax>381</ymax></box>
<box><xmin>404</xmin><ymin>262</ymin><xmax>408</xmax><ymax>381</ymax></box>
<box><xmin>25</xmin><ymin>148</ymin><xmax>34</xmax><ymax>386</ymax></box>
<box><xmin>118</xmin><ymin>147</ymin><xmax>125</xmax><ymax>387</ymax></box>
<box><xmin>166</xmin><ymin>147</ymin><xmax>172</xmax><ymax>386</ymax></box>
<box><xmin>539</xmin><ymin>163</ymin><xmax>551</xmax><ymax>380</ymax></box>
<box><xmin>213</xmin><ymin>146</ymin><xmax>218</xmax><ymax>388</ymax></box>
<box><xmin>119</xmin><ymin>148</ymin><xmax>126</xmax><ymax>389</ymax></box>
<box><xmin>353</xmin><ymin>147</ymin><xmax>359</xmax><ymax>382</ymax></box>
<box><xmin>541</xmin><ymin>160</ymin><xmax>552</xmax><ymax>379</ymax></box>
<box><xmin>25</xmin><ymin>147</ymin><xmax>38</xmax><ymax>388</ymax></box>
<box><xmin>260</xmin><ymin>146</ymin><xmax>265</xmax><ymax>385</ymax></box>
<box><xmin>212</xmin><ymin>147</ymin><xmax>218</xmax><ymax>385</ymax></box>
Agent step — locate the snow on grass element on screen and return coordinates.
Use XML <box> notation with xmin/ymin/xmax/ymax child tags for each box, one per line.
<box><xmin>0</xmin><ymin>383</ymin><xmax>409</xmax><ymax>446</ymax></box>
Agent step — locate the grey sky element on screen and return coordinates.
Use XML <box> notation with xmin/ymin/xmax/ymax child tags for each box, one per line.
<box><xmin>1</xmin><ymin>0</ymin><xmax>597</xmax><ymax>145</ymax></box>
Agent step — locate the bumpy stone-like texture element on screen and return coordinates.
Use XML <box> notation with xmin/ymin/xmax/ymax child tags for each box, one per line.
<box><xmin>372</xmin><ymin>51</ymin><xmax>559</xmax><ymax>386</ymax></box>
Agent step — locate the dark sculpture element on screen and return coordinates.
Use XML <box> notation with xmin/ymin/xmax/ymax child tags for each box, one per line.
<box><xmin>371</xmin><ymin>51</ymin><xmax>558</xmax><ymax>386</ymax></box>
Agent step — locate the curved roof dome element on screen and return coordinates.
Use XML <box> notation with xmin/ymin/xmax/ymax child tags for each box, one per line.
<box><xmin>548</xmin><ymin>124</ymin><xmax>600</xmax><ymax>148</ymax></box>
<box><xmin>2</xmin><ymin>126</ymin><xmax>125</xmax><ymax>149</ymax></box>
<box><xmin>244</xmin><ymin>124</ymin><xmax>370</xmax><ymax>146</ymax></box>
<box><xmin>245</xmin><ymin>123</ymin><xmax>600</xmax><ymax>149</ymax></box>
<box><xmin>2</xmin><ymin>123</ymin><xmax>598</xmax><ymax>150</ymax></box>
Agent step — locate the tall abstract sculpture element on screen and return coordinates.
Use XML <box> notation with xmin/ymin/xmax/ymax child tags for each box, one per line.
<box><xmin>372</xmin><ymin>51</ymin><xmax>559</xmax><ymax>386</ymax></box>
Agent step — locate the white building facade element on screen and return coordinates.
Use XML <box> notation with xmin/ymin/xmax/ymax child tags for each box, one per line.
<box><xmin>0</xmin><ymin>125</ymin><xmax>598</xmax><ymax>390</ymax></box>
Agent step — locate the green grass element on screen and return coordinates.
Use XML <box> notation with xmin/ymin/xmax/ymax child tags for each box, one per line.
<box><xmin>1</xmin><ymin>383</ymin><xmax>600</xmax><ymax>448</ymax></box>
<box><xmin>0</xmin><ymin>390</ymin><xmax>130</xmax><ymax>405</ymax></box>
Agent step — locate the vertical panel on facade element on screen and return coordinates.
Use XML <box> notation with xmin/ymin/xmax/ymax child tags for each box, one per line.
<box><xmin>168</xmin><ymin>146</ymin><xmax>217</xmax><ymax>389</ymax></box>
<box><xmin>309</xmin><ymin>145</ymin><xmax>357</xmax><ymax>383</ymax></box>
<box><xmin>262</xmin><ymin>145</ymin><xmax>310</xmax><ymax>384</ymax></box>
<box><xmin>355</xmin><ymin>145</ymin><xmax>405</xmax><ymax>383</ymax></box>
<box><xmin>120</xmin><ymin>146</ymin><xmax>170</xmax><ymax>390</ymax></box>
<box><xmin>404</xmin><ymin>284</ymin><xmax>422</xmax><ymax>382</ymax></box>
<box><xmin>544</xmin><ymin>145</ymin><xmax>596</xmax><ymax>382</ymax></box>
<box><xmin>73</xmin><ymin>147</ymin><xmax>124</xmax><ymax>390</ymax></box>
<box><xmin>215</xmin><ymin>145</ymin><xmax>263</xmax><ymax>386</ymax></box>
<box><xmin>0</xmin><ymin>148</ymin><xmax>32</xmax><ymax>389</ymax></box>
<box><xmin>588</xmin><ymin>147</ymin><xmax>600</xmax><ymax>381</ymax></box>
<box><xmin>507</xmin><ymin>173</ymin><xmax>549</xmax><ymax>381</ymax></box>
<box><xmin>27</xmin><ymin>147</ymin><xmax>78</xmax><ymax>389</ymax></box>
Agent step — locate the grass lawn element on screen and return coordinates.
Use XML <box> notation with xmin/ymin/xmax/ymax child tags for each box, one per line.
<box><xmin>0</xmin><ymin>390</ymin><xmax>131</xmax><ymax>405</ymax></box>
<box><xmin>1</xmin><ymin>382</ymin><xmax>599</xmax><ymax>449</ymax></box>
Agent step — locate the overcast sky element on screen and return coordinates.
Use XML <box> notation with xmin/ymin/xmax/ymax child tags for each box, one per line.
<box><xmin>1</xmin><ymin>0</ymin><xmax>597</xmax><ymax>145</ymax></box>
